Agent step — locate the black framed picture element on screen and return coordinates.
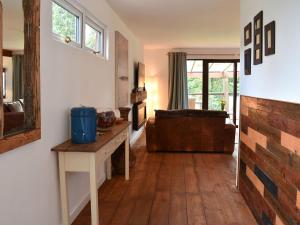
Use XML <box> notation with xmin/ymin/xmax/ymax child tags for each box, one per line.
<box><xmin>244</xmin><ymin>23</ymin><xmax>252</xmax><ymax>46</ymax></box>
<box><xmin>254</xmin><ymin>11</ymin><xmax>263</xmax><ymax>65</ymax></box>
<box><xmin>265</xmin><ymin>21</ymin><xmax>276</xmax><ymax>56</ymax></box>
<box><xmin>244</xmin><ymin>49</ymin><xmax>251</xmax><ymax>75</ymax></box>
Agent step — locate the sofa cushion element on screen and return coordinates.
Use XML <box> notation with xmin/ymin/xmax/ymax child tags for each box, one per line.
<box><xmin>18</xmin><ymin>99</ymin><xmax>24</xmax><ymax>107</ymax></box>
<box><xmin>155</xmin><ymin>109</ymin><xmax>228</xmax><ymax>118</ymax></box>
<box><xmin>4</xmin><ymin>112</ymin><xmax>25</xmax><ymax>134</ymax></box>
<box><xmin>6</xmin><ymin>101</ymin><xmax>24</xmax><ymax>113</ymax></box>
<box><xmin>3</xmin><ymin>103</ymin><xmax>10</xmax><ymax>112</ymax></box>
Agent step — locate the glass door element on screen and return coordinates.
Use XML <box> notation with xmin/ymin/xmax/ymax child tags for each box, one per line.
<box><xmin>186</xmin><ymin>59</ymin><xmax>240</xmax><ymax>125</ymax></box>
<box><xmin>236</xmin><ymin>63</ymin><xmax>240</xmax><ymax>126</ymax></box>
<box><xmin>187</xmin><ymin>60</ymin><xmax>203</xmax><ymax>109</ymax></box>
<box><xmin>206</xmin><ymin>61</ymin><xmax>240</xmax><ymax>125</ymax></box>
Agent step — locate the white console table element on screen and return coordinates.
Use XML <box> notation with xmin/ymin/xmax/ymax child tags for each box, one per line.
<box><xmin>52</xmin><ymin>122</ymin><xmax>130</xmax><ymax>225</ymax></box>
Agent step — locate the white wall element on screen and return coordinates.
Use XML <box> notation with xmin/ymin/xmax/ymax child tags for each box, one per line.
<box><xmin>3</xmin><ymin>56</ymin><xmax>13</xmax><ymax>102</ymax></box>
<box><xmin>144</xmin><ymin>49</ymin><xmax>169</xmax><ymax>115</ymax></box>
<box><xmin>240</xmin><ymin>0</ymin><xmax>300</xmax><ymax>102</ymax></box>
<box><xmin>0</xmin><ymin>0</ymin><xmax>143</xmax><ymax>224</ymax></box>
<box><xmin>144</xmin><ymin>48</ymin><xmax>240</xmax><ymax>115</ymax></box>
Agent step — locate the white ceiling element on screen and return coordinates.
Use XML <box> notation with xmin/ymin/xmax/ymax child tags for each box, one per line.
<box><xmin>107</xmin><ymin>0</ymin><xmax>240</xmax><ymax>49</ymax></box>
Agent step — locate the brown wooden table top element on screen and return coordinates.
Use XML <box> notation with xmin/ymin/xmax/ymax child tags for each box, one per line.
<box><xmin>51</xmin><ymin>121</ymin><xmax>130</xmax><ymax>153</ymax></box>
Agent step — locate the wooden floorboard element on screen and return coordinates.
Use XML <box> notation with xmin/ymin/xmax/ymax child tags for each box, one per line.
<box><xmin>72</xmin><ymin>132</ymin><xmax>257</xmax><ymax>225</ymax></box>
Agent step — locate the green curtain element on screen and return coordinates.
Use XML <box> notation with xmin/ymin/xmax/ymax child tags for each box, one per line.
<box><xmin>12</xmin><ymin>55</ymin><xmax>24</xmax><ymax>101</ymax></box>
<box><xmin>167</xmin><ymin>52</ymin><xmax>188</xmax><ymax>110</ymax></box>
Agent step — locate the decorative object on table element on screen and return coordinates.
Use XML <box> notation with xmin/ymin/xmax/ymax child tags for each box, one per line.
<box><xmin>119</xmin><ymin>107</ymin><xmax>131</xmax><ymax>121</ymax></box>
<box><xmin>220</xmin><ymin>99</ymin><xmax>226</xmax><ymax>111</ymax></box>
<box><xmin>254</xmin><ymin>11</ymin><xmax>263</xmax><ymax>65</ymax></box>
<box><xmin>244</xmin><ymin>48</ymin><xmax>252</xmax><ymax>75</ymax></box>
<box><xmin>97</xmin><ymin>110</ymin><xmax>116</xmax><ymax>131</ymax></box>
<box><xmin>71</xmin><ymin>107</ymin><xmax>97</xmax><ymax>144</ymax></box>
<box><xmin>115</xmin><ymin>31</ymin><xmax>129</xmax><ymax>108</ymax></box>
<box><xmin>265</xmin><ymin>21</ymin><xmax>276</xmax><ymax>56</ymax></box>
<box><xmin>244</xmin><ymin>22</ymin><xmax>252</xmax><ymax>46</ymax></box>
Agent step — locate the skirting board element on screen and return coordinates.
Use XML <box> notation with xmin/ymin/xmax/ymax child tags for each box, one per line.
<box><xmin>130</xmin><ymin>125</ymin><xmax>144</xmax><ymax>145</ymax></box>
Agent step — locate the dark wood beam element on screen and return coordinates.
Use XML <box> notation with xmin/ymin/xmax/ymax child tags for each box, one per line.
<box><xmin>3</xmin><ymin>49</ymin><xmax>12</xmax><ymax>57</ymax></box>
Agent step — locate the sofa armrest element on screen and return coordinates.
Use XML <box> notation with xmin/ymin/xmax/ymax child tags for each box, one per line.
<box><xmin>224</xmin><ymin>123</ymin><xmax>236</xmax><ymax>154</ymax></box>
<box><xmin>146</xmin><ymin>117</ymin><xmax>158</xmax><ymax>152</ymax></box>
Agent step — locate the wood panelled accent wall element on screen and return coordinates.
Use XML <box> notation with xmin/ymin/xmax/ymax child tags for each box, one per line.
<box><xmin>239</xmin><ymin>96</ymin><xmax>300</xmax><ymax>225</ymax></box>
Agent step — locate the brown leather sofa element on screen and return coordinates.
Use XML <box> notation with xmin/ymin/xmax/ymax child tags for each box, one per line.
<box><xmin>3</xmin><ymin>101</ymin><xmax>25</xmax><ymax>134</ymax></box>
<box><xmin>146</xmin><ymin>110</ymin><xmax>236</xmax><ymax>154</ymax></box>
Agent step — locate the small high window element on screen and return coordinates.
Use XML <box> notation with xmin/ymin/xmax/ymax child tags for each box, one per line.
<box><xmin>84</xmin><ymin>19</ymin><xmax>104</xmax><ymax>56</ymax></box>
<box><xmin>52</xmin><ymin>0</ymin><xmax>82</xmax><ymax>46</ymax></box>
<box><xmin>51</xmin><ymin>0</ymin><xmax>107</xmax><ymax>58</ymax></box>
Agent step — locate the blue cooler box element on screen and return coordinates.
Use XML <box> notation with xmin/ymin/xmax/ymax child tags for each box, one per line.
<box><xmin>71</xmin><ymin>107</ymin><xmax>97</xmax><ymax>144</ymax></box>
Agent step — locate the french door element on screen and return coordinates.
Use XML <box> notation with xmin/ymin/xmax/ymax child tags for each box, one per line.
<box><xmin>187</xmin><ymin>59</ymin><xmax>240</xmax><ymax>125</ymax></box>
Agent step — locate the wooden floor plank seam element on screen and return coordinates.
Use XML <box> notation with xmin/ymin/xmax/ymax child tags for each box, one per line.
<box><xmin>192</xmin><ymin>154</ymin><xmax>209</xmax><ymax>225</ymax></box>
<box><xmin>72</xmin><ymin>133</ymin><xmax>257</xmax><ymax>225</ymax></box>
<box><xmin>182</xmin><ymin>155</ymin><xmax>189</xmax><ymax>225</ymax></box>
<box><xmin>105</xmin><ymin>177</ymin><xmax>131</xmax><ymax>225</ymax></box>
<box><xmin>145</xmin><ymin>153</ymin><xmax>163</xmax><ymax>225</ymax></box>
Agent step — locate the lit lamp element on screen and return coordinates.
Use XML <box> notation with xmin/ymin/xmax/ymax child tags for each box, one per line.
<box><xmin>145</xmin><ymin>75</ymin><xmax>158</xmax><ymax>118</ymax></box>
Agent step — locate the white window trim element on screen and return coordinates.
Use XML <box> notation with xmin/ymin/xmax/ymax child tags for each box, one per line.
<box><xmin>83</xmin><ymin>16</ymin><xmax>106</xmax><ymax>58</ymax></box>
<box><xmin>51</xmin><ymin>0</ymin><xmax>83</xmax><ymax>48</ymax></box>
<box><xmin>51</xmin><ymin>0</ymin><xmax>109</xmax><ymax>60</ymax></box>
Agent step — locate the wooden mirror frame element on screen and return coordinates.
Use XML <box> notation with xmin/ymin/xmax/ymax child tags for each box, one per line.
<box><xmin>0</xmin><ymin>0</ymin><xmax>41</xmax><ymax>154</ymax></box>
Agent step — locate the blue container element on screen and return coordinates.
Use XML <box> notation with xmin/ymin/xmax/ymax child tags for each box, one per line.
<box><xmin>71</xmin><ymin>107</ymin><xmax>97</xmax><ymax>144</ymax></box>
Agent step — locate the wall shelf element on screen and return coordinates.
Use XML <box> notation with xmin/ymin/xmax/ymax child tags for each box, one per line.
<box><xmin>131</xmin><ymin>90</ymin><xmax>147</xmax><ymax>104</ymax></box>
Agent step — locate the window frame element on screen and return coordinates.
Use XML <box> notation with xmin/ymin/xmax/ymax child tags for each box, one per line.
<box><xmin>51</xmin><ymin>0</ymin><xmax>108</xmax><ymax>59</ymax></box>
<box><xmin>51</xmin><ymin>0</ymin><xmax>83</xmax><ymax>48</ymax></box>
<box><xmin>83</xmin><ymin>16</ymin><xmax>105</xmax><ymax>57</ymax></box>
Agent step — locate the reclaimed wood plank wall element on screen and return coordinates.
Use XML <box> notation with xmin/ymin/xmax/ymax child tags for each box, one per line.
<box><xmin>239</xmin><ymin>95</ymin><xmax>300</xmax><ymax>225</ymax></box>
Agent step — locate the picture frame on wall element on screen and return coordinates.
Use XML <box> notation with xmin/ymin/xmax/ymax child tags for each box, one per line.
<box><xmin>254</xmin><ymin>11</ymin><xmax>263</xmax><ymax>65</ymax></box>
<box><xmin>265</xmin><ymin>21</ymin><xmax>276</xmax><ymax>56</ymax></box>
<box><xmin>115</xmin><ymin>31</ymin><xmax>129</xmax><ymax>108</ymax></box>
<box><xmin>244</xmin><ymin>23</ymin><xmax>252</xmax><ymax>46</ymax></box>
<box><xmin>244</xmin><ymin>48</ymin><xmax>252</xmax><ymax>75</ymax></box>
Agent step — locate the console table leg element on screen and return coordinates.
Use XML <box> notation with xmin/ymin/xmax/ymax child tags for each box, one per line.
<box><xmin>89</xmin><ymin>155</ymin><xmax>99</xmax><ymax>225</ymax></box>
<box><xmin>125</xmin><ymin>135</ymin><xmax>130</xmax><ymax>180</ymax></box>
<box><xmin>106</xmin><ymin>156</ymin><xmax>112</xmax><ymax>180</ymax></box>
<box><xmin>58</xmin><ymin>152</ymin><xmax>70</xmax><ymax>225</ymax></box>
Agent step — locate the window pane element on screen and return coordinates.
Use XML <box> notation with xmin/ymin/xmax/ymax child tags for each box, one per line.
<box><xmin>52</xmin><ymin>2</ymin><xmax>79</xmax><ymax>43</ymax></box>
<box><xmin>187</xmin><ymin>60</ymin><xmax>203</xmax><ymax>109</ymax></box>
<box><xmin>85</xmin><ymin>24</ymin><xmax>102</xmax><ymax>52</ymax></box>
<box><xmin>209</xmin><ymin>78</ymin><xmax>223</xmax><ymax>93</ymax></box>
<box><xmin>208</xmin><ymin>62</ymin><xmax>234</xmax><ymax>111</ymax></box>
<box><xmin>236</xmin><ymin>63</ymin><xmax>240</xmax><ymax>124</ymax></box>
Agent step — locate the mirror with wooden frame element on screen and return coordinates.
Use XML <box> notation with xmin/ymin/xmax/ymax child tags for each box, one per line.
<box><xmin>0</xmin><ymin>0</ymin><xmax>40</xmax><ymax>154</ymax></box>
